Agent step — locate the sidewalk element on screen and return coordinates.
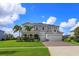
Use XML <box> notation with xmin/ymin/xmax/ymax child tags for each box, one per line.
<box><xmin>48</xmin><ymin>46</ymin><xmax>79</xmax><ymax>56</ymax></box>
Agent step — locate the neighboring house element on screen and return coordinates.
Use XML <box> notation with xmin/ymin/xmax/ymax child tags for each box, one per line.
<box><xmin>22</xmin><ymin>22</ymin><xmax>63</xmax><ymax>41</ymax></box>
<box><xmin>0</xmin><ymin>30</ymin><xmax>5</xmax><ymax>40</ymax></box>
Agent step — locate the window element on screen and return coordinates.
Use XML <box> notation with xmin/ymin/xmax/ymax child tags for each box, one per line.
<box><xmin>54</xmin><ymin>30</ymin><xmax>56</xmax><ymax>32</ymax></box>
<box><xmin>36</xmin><ymin>27</ymin><xmax>38</xmax><ymax>30</ymax></box>
<box><xmin>42</xmin><ymin>27</ymin><xmax>44</xmax><ymax>30</ymax></box>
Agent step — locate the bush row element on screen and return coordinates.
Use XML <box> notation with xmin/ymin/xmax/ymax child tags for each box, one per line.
<box><xmin>63</xmin><ymin>36</ymin><xmax>79</xmax><ymax>42</ymax></box>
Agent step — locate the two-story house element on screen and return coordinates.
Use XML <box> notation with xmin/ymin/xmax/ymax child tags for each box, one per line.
<box><xmin>22</xmin><ymin>22</ymin><xmax>63</xmax><ymax>41</ymax></box>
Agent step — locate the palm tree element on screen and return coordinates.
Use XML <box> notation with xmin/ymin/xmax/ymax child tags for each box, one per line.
<box><xmin>24</xmin><ymin>25</ymin><xmax>33</xmax><ymax>31</ymax></box>
<box><xmin>13</xmin><ymin>25</ymin><xmax>22</xmax><ymax>41</ymax></box>
<box><xmin>24</xmin><ymin>25</ymin><xmax>33</xmax><ymax>40</ymax></box>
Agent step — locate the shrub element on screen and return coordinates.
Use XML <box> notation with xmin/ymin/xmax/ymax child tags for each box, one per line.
<box><xmin>23</xmin><ymin>37</ymin><xmax>29</xmax><ymax>42</ymax></box>
<box><xmin>0</xmin><ymin>38</ymin><xmax>5</xmax><ymax>41</ymax></box>
<box><xmin>64</xmin><ymin>36</ymin><xmax>76</xmax><ymax>42</ymax></box>
<box><xmin>74</xmin><ymin>37</ymin><xmax>79</xmax><ymax>42</ymax></box>
<box><xmin>70</xmin><ymin>36</ymin><xmax>75</xmax><ymax>40</ymax></box>
<box><xmin>70</xmin><ymin>36</ymin><xmax>79</xmax><ymax>42</ymax></box>
<box><xmin>62</xmin><ymin>35</ymin><xmax>69</xmax><ymax>41</ymax></box>
<box><xmin>33</xmin><ymin>39</ymin><xmax>39</xmax><ymax>42</ymax></box>
<box><xmin>20</xmin><ymin>34</ymin><xmax>40</xmax><ymax>42</ymax></box>
<box><xmin>64</xmin><ymin>37</ymin><xmax>71</xmax><ymax>42</ymax></box>
<box><xmin>34</xmin><ymin>34</ymin><xmax>40</xmax><ymax>41</ymax></box>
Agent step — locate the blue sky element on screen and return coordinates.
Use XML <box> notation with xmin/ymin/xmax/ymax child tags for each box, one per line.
<box><xmin>16</xmin><ymin>3</ymin><xmax>79</xmax><ymax>24</ymax></box>
<box><xmin>0</xmin><ymin>3</ymin><xmax>79</xmax><ymax>35</ymax></box>
<box><xmin>15</xmin><ymin>3</ymin><xmax>79</xmax><ymax>35</ymax></box>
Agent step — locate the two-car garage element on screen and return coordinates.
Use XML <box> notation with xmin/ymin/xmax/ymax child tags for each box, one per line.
<box><xmin>39</xmin><ymin>32</ymin><xmax>63</xmax><ymax>41</ymax></box>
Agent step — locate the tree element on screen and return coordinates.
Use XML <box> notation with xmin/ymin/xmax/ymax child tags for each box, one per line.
<box><xmin>24</xmin><ymin>25</ymin><xmax>33</xmax><ymax>41</ymax></box>
<box><xmin>24</xmin><ymin>25</ymin><xmax>33</xmax><ymax>38</ymax></box>
<box><xmin>24</xmin><ymin>25</ymin><xmax>33</xmax><ymax>31</ymax></box>
<box><xmin>74</xmin><ymin>27</ymin><xmax>79</xmax><ymax>42</ymax></box>
<box><xmin>74</xmin><ymin>27</ymin><xmax>79</xmax><ymax>38</ymax></box>
<box><xmin>13</xmin><ymin>25</ymin><xmax>22</xmax><ymax>41</ymax></box>
<box><xmin>6</xmin><ymin>34</ymin><xmax>14</xmax><ymax>40</ymax></box>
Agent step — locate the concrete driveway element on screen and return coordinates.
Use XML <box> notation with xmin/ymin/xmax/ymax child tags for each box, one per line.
<box><xmin>43</xmin><ymin>41</ymin><xmax>74</xmax><ymax>47</ymax></box>
<box><xmin>43</xmin><ymin>41</ymin><xmax>79</xmax><ymax>56</ymax></box>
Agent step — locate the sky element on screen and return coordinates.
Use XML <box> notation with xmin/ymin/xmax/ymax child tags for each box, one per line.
<box><xmin>0</xmin><ymin>3</ymin><xmax>79</xmax><ymax>36</ymax></box>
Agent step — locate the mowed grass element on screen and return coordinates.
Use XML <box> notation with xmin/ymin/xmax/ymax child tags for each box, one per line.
<box><xmin>0</xmin><ymin>48</ymin><xmax>50</xmax><ymax>56</ymax></box>
<box><xmin>0</xmin><ymin>40</ymin><xmax>50</xmax><ymax>56</ymax></box>
<box><xmin>0</xmin><ymin>40</ymin><xmax>44</xmax><ymax>47</ymax></box>
<box><xmin>70</xmin><ymin>40</ymin><xmax>79</xmax><ymax>45</ymax></box>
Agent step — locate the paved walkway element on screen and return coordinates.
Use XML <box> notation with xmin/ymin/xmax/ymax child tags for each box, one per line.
<box><xmin>48</xmin><ymin>46</ymin><xmax>79</xmax><ymax>56</ymax></box>
<box><xmin>43</xmin><ymin>41</ymin><xmax>79</xmax><ymax>56</ymax></box>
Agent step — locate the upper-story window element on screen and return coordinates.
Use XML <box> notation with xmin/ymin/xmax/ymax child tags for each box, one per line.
<box><xmin>36</xmin><ymin>26</ymin><xmax>38</xmax><ymax>30</ymax></box>
<box><xmin>42</xmin><ymin>27</ymin><xmax>44</xmax><ymax>30</ymax></box>
<box><xmin>54</xmin><ymin>27</ymin><xmax>56</xmax><ymax>29</ymax></box>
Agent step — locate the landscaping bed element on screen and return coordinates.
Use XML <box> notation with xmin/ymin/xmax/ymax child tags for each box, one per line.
<box><xmin>64</xmin><ymin>37</ymin><xmax>79</xmax><ymax>45</ymax></box>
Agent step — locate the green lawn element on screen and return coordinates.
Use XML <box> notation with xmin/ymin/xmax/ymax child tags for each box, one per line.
<box><xmin>0</xmin><ymin>40</ymin><xmax>50</xmax><ymax>56</ymax></box>
<box><xmin>0</xmin><ymin>47</ymin><xmax>50</xmax><ymax>56</ymax></box>
<box><xmin>0</xmin><ymin>40</ymin><xmax>44</xmax><ymax>47</ymax></box>
<box><xmin>70</xmin><ymin>40</ymin><xmax>79</xmax><ymax>45</ymax></box>
<box><xmin>64</xmin><ymin>38</ymin><xmax>79</xmax><ymax>45</ymax></box>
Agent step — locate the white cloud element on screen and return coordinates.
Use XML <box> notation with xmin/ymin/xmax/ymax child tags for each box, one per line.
<box><xmin>59</xmin><ymin>18</ymin><xmax>77</xmax><ymax>35</ymax></box>
<box><xmin>0</xmin><ymin>27</ymin><xmax>19</xmax><ymax>37</ymax></box>
<box><xmin>59</xmin><ymin>27</ymin><xmax>64</xmax><ymax>32</ymax></box>
<box><xmin>60</xmin><ymin>22</ymin><xmax>67</xmax><ymax>28</ymax></box>
<box><xmin>60</xmin><ymin>18</ymin><xmax>77</xmax><ymax>28</ymax></box>
<box><xmin>68</xmin><ymin>18</ymin><xmax>77</xmax><ymax>27</ymax></box>
<box><xmin>0</xmin><ymin>3</ymin><xmax>26</xmax><ymax>37</ymax></box>
<box><xmin>70</xmin><ymin>22</ymin><xmax>79</xmax><ymax>31</ymax></box>
<box><xmin>42</xmin><ymin>16</ymin><xmax>56</xmax><ymax>25</ymax></box>
<box><xmin>0</xmin><ymin>27</ymin><xmax>13</xmax><ymax>34</ymax></box>
<box><xmin>0</xmin><ymin>3</ymin><xmax>26</xmax><ymax>26</ymax></box>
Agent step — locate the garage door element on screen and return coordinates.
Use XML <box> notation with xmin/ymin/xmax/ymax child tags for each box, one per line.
<box><xmin>46</xmin><ymin>34</ymin><xmax>62</xmax><ymax>41</ymax></box>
